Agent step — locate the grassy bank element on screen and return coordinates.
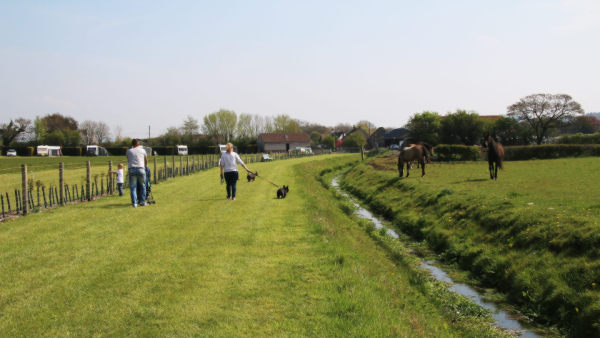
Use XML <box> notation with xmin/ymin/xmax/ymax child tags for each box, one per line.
<box><xmin>0</xmin><ymin>154</ymin><xmax>504</xmax><ymax>336</ymax></box>
<box><xmin>340</xmin><ymin>155</ymin><xmax>600</xmax><ymax>336</ymax></box>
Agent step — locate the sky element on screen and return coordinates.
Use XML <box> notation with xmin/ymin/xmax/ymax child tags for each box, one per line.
<box><xmin>1</xmin><ymin>0</ymin><xmax>599</xmax><ymax>138</ymax></box>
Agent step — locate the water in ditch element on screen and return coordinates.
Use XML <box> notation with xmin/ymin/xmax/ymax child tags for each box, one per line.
<box><xmin>331</xmin><ymin>177</ymin><xmax>540</xmax><ymax>337</ymax></box>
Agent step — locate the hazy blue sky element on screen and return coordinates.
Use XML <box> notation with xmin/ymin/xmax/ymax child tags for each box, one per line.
<box><xmin>1</xmin><ymin>0</ymin><xmax>599</xmax><ymax>138</ymax></box>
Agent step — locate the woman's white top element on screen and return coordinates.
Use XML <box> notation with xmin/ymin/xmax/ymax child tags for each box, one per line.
<box><xmin>116</xmin><ymin>168</ymin><xmax>124</xmax><ymax>184</ymax></box>
<box><xmin>219</xmin><ymin>152</ymin><xmax>245</xmax><ymax>172</ymax></box>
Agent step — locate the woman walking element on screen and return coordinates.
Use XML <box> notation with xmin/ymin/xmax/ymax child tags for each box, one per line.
<box><xmin>219</xmin><ymin>143</ymin><xmax>253</xmax><ymax>200</ymax></box>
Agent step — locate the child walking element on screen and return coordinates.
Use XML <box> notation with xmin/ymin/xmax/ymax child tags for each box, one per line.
<box><xmin>116</xmin><ymin>163</ymin><xmax>124</xmax><ymax>196</ymax></box>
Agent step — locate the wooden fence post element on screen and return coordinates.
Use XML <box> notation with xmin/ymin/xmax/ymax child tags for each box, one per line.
<box><xmin>361</xmin><ymin>147</ymin><xmax>364</xmax><ymax>161</ymax></box>
<box><xmin>59</xmin><ymin>162</ymin><xmax>64</xmax><ymax>205</ymax></box>
<box><xmin>186</xmin><ymin>156</ymin><xmax>190</xmax><ymax>175</ymax></box>
<box><xmin>108</xmin><ymin>161</ymin><xmax>113</xmax><ymax>194</ymax></box>
<box><xmin>86</xmin><ymin>161</ymin><xmax>91</xmax><ymax>201</ymax></box>
<box><xmin>154</xmin><ymin>157</ymin><xmax>157</xmax><ymax>184</ymax></box>
<box><xmin>172</xmin><ymin>155</ymin><xmax>176</xmax><ymax>177</ymax></box>
<box><xmin>164</xmin><ymin>156</ymin><xmax>168</xmax><ymax>181</ymax></box>
<box><xmin>180</xmin><ymin>156</ymin><xmax>183</xmax><ymax>176</ymax></box>
<box><xmin>22</xmin><ymin>165</ymin><xmax>29</xmax><ymax>215</ymax></box>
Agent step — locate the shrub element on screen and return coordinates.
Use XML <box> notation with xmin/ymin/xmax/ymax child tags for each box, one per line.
<box><xmin>434</xmin><ymin>144</ymin><xmax>481</xmax><ymax>161</ymax></box>
<box><xmin>504</xmin><ymin>144</ymin><xmax>600</xmax><ymax>160</ymax></box>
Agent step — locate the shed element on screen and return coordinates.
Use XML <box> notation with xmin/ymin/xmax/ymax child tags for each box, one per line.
<box><xmin>257</xmin><ymin>133</ymin><xmax>311</xmax><ymax>153</ymax></box>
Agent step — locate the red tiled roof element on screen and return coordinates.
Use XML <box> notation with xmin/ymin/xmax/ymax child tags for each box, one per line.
<box><xmin>479</xmin><ymin>115</ymin><xmax>502</xmax><ymax>120</ymax></box>
<box><xmin>259</xmin><ymin>133</ymin><xmax>310</xmax><ymax>143</ymax></box>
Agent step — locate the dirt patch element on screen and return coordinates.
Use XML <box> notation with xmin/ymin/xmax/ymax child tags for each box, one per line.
<box><xmin>369</xmin><ymin>155</ymin><xmax>397</xmax><ymax>171</ymax></box>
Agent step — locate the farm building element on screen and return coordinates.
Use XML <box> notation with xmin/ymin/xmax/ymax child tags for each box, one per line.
<box><xmin>384</xmin><ymin>128</ymin><xmax>410</xmax><ymax>146</ymax></box>
<box><xmin>257</xmin><ymin>133</ymin><xmax>311</xmax><ymax>153</ymax></box>
<box><xmin>367</xmin><ymin>127</ymin><xmax>387</xmax><ymax>149</ymax></box>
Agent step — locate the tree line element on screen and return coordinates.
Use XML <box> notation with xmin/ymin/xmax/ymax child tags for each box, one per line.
<box><xmin>2</xmin><ymin>93</ymin><xmax>597</xmax><ymax>151</ymax></box>
<box><xmin>406</xmin><ymin>94</ymin><xmax>597</xmax><ymax>146</ymax></box>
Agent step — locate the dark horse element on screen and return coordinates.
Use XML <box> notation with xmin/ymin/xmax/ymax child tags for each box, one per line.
<box><xmin>483</xmin><ymin>134</ymin><xmax>504</xmax><ymax>180</ymax></box>
<box><xmin>397</xmin><ymin>142</ymin><xmax>433</xmax><ymax>178</ymax></box>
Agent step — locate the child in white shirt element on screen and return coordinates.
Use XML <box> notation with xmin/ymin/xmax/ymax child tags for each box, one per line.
<box><xmin>116</xmin><ymin>163</ymin><xmax>124</xmax><ymax>196</ymax></box>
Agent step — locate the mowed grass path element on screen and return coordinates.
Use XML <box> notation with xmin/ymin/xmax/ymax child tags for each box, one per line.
<box><xmin>0</xmin><ymin>155</ymin><xmax>501</xmax><ymax>336</ymax></box>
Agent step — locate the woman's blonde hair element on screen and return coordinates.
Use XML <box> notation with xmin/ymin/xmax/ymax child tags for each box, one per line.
<box><xmin>226</xmin><ymin>143</ymin><xmax>234</xmax><ymax>153</ymax></box>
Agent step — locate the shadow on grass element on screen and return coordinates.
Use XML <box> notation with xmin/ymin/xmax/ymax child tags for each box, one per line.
<box><xmin>452</xmin><ymin>178</ymin><xmax>488</xmax><ymax>184</ymax></box>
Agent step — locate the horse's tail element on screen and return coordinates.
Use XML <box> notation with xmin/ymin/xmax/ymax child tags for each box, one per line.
<box><xmin>496</xmin><ymin>143</ymin><xmax>505</xmax><ymax>169</ymax></box>
<box><xmin>421</xmin><ymin>142</ymin><xmax>433</xmax><ymax>163</ymax></box>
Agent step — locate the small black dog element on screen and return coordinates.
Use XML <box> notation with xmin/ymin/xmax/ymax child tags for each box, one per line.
<box><xmin>247</xmin><ymin>171</ymin><xmax>258</xmax><ymax>182</ymax></box>
<box><xmin>277</xmin><ymin>185</ymin><xmax>289</xmax><ymax>199</ymax></box>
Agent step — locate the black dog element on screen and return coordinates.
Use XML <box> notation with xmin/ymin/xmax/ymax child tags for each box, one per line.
<box><xmin>277</xmin><ymin>185</ymin><xmax>289</xmax><ymax>199</ymax></box>
<box><xmin>247</xmin><ymin>171</ymin><xmax>258</xmax><ymax>182</ymax></box>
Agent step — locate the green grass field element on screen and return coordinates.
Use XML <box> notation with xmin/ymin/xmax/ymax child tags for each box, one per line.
<box><xmin>342</xmin><ymin>154</ymin><xmax>600</xmax><ymax>335</ymax></box>
<box><xmin>0</xmin><ymin>155</ymin><xmax>506</xmax><ymax>336</ymax></box>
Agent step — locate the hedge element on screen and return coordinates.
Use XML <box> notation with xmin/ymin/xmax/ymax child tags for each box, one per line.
<box><xmin>504</xmin><ymin>144</ymin><xmax>600</xmax><ymax>161</ymax></box>
<box><xmin>555</xmin><ymin>132</ymin><xmax>600</xmax><ymax>144</ymax></box>
<box><xmin>150</xmin><ymin>146</ymin><xmax>175</xmax><ymax>156</ymax></box>
<box><xmin>105</xmin><ymin>147</ymin><xmax>129</xmax><ymax>156</ymax></box>
<box><xmin>3</xmin><ymin>146</ymin><xmax>35</xmax><ymax>156</ymax></box>
<box><xmin>433</xmin><ymin>144</ymin><xmax>481</xmax><ymax>161</ymax></box>
<box><xmin>61</xmin><ymin>147</ymin><xmax>82</xmax><ymax>156</ymax></box>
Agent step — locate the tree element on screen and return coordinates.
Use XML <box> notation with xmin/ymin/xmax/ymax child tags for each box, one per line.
<box><xmin>560</xmin><ymin>115</ymin><xmax>600</xmax><ymax>134</ymax></box>
<box><xmin>80</xmin><ymin>120</ymin><xmax>111</xmax><ymax>145</ymax></box>
<box><xmin>45</xmin><ymin>130</ymin><xmax>66</xmax><ymax>145</ymax></box>
<box><xmin>491</xmin><ymin>116</ymin><xmax>533</xmax><ymax>146</ymax></box>
<box><xmin>334</xmin><ymin>123</ymin><xmax>353</xmax><ymax>133</ymax></box>
<box><xmin>321</xmin><ymin>135</ymin><xmax>336</xmax><ymax>150</ymax></box>
<box><xmin>440</xmin><ymin>110</ymin><xmax>484</xmax><ymax>145</ymax></box>
<box><xmin>161</xmin><ymin>127</ymin><xmax>182</xmax><ymax>146</ymax></box>
<box><xmin>342</xmin><ymin>132</ymin><xmax>366</xmax><ymax>148</ymax></box>
<box><xmin>34</xmin><ymin>117</ymin><xmax>47</xmax><ymax>143</ymax></box>
<box><xmin>181</xmin><ymin>116</ymin><xmax>200</xmax><ymax>136</ymax></box>
<box><xmin>356</xmin><ymin>120</ymin><xmax>376</xmax><ymax>134</ymax></box>
<box><xmin>405</xmin><ymin>111</ymin><xmax>442</xmax><ymax>145</ymax></box>
<box><xmin>309</xmin><ymin>131</ymin><xmax>322</xmax><ymax>147</ymax></box>
<box><xmin>41</xmin><ymin>113</ymin><xmax>78</xmax><ymax>133</ymax></box>
<box><xmin>202</xmin><ymin>109</ymin><xmax>237</xmax><ymax>144</ymax></box>
<box><xmin>507</xmin><ymin>93</ymin><xmax>584</xmax><ymax>144</ymax></box>
<box><xmin>0</xmin><ymin>118</ymin><xmax>31</xmax><ymax>146</ymax></box>
<box><xmin>236</xmin><ymin>113</ymin><xmax>255</xmax><ymax>141</ymax></box>
<box><xmin>272</xmin><ymin>114</ymin><xmax>301</xmax><ymax>133</ymax></box>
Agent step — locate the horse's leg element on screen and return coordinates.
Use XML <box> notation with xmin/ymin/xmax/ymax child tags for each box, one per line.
<box><xmin>406</xmin><ymin>162</ymin><xmax>410</xmax><ymax>177</ymax></box>
<box><xmin>494</xmin><ymin>161</ymin><xmax>498</xmax><ymax>180</ymax></box>
<box><xmin>488</xmin><ymin>161</ymin><xmax>494</xmax><ymax>179</ymax></box>
<box><xmin>421</xmin><ymin>159</ymin><xmax>425</xmax><ymax>177</ymax></box>
<box><xmin>398</xmin><ymin>160</ymin><xmax>403</xmax><ymax>177</ymax></box>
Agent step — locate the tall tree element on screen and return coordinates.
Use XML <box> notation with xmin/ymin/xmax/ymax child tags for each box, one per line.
<box><xmin>507</xmin><ymin>93</ymin><xmax>584</xmax><ymax>144</ymax></box>
<box><xmin>80</xmin><ymin>120</ymin><xmax>110</xmax><ymax>145</ymax></box>
<box><xmin>181</xmin><ymin>116</ymin><xmax>200</xmax><ymax>136</ymax></box>
<box><xmin>405</xmin><ymin>111</ymin><xmax>442</xmax><ymax>145</ymax></box>
<box><xmin>440</xmin><ymin>110</ymin><xmax>484</xmax><ymax>145</ymax></box>
<box><xmin>41</xmin><ymin>113</ymin><xmax>78</xmax><ymax>133</ymax></box>
<box><xmin>356</xmin><ymin>120</ymin><xmax>376</xmax><ymax>134</ymax></box>
<box><xmin>272</xmin><ymin>114</ymin><xmax>301</xmax><ymax>133</ymax></box>
<box><xmin>236</xmin><ymin>113</ymin><xmax>254</xmax><ymax>140</ymax></box>
<box><xmin>492</xmin><ymin>116</ymin><xmax>533</xmax><ymax>146</ymax></box>
<box><xmin>0</xmin><ymin>118</ymin><xmax>31</xmax><ymax>146</ymax></box>
<box><xmin>202</xmin><ymin>109</ymin><xmax>237</xmax><ymax>144</ymax></box>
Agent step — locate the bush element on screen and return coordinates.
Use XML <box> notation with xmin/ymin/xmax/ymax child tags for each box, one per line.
<box><xmin>105</xmin><ymin>147</ymin><xmax>129</xmax><ymax>156</ymax></box>
<box><xmin>434</xmin><ymin>144</ymin><xmax>481</xmax><ymax>161</ymax></box>
<box><xmin>555</xmin><ymin>132</ymin><xmax>600</xmax><ymax>144</ymax></box>
<box><xmin>61</xmin><ymin>147</ymin><xmax>82</xmax><ymax>156</ymax></box>
<box><xmin>504</xmin><ymin>144</ymin><xmax>600</xmax><ymax>161</ymax></box>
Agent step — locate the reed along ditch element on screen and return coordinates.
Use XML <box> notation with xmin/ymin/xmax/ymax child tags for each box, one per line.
<box><xmin>330</xmin><ymin>175</ymin><xmax>549</xmax><ymax>337</ymax></box>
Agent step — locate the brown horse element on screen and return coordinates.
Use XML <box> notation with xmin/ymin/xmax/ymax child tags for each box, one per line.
<box><xmin>398</xmin><ymin>143</ymin><xmax>432</xmax><ymax>178</ymax></box>
<box><xmin>484</xmin><ymin>134</ymin><xmax>504</xmax><ymax>180</ymax></box>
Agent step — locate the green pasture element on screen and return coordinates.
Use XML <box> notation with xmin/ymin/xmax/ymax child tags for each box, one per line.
<box><xmin>0</xmin><ymin>155</ymin><xmax>505</xmax><ymax>336</ymax></box>
<box><xmin>342</xmin><ymin>155</ymin><xmax>600</xmax><ymax>335</ymax></box>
